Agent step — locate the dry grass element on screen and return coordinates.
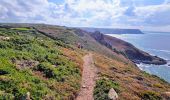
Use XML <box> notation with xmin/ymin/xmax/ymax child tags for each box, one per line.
<box><xmin>93</xmin><ymin>52</ymin><xmax>170</xmax><ymax>100</ymax></box>
<box><xmin>61</xmin><ymin>47</ymin><xmax>85</xmax><ymax>71</ymax></box>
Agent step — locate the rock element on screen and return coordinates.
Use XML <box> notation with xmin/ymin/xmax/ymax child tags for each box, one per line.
<box><xmin>0</xmin><ymin>36</ymin><xmax>10</xmax><ymax>40</ymax></box>
<box><xmin>82</xmin><ymin>85</ymin><xmax>87</xmax><ymax>88</ymax></box>
<box><xmin>4</xmin><ymin>37</ymin><xmax>10</xmax><ymax>40</ymax></box>
<box><xmin>26</xmin><ymin>92</ymin><xmax>31</xmax><ymax>100</ymax></box>
<box><xmin>108</xmin><ymin>88</ymin><xmax>118</xmax><ymax>100</ymax></box>
<box><xmin>162</xmin><ymin>92</ymin><xmax>170</xmax><ymax>99</ymax></box>
<box><xmin>21</xmin><ymin>92</ymin><xmax>31</xmax><ymax>100</ymax></box>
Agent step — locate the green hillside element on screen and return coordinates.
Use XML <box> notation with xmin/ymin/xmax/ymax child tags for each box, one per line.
<box><xmin>0</xmin><ymin>27</ymin><xmax>82</xmax><ymax>99</ymax></box>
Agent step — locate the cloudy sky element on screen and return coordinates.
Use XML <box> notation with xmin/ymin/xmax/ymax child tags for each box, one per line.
<box><xmin>0</xmin><ymin>0</ymin><xmax>170</xmax><ymax>31</ymax></box>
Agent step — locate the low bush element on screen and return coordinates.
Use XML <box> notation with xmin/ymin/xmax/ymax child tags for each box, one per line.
<box><xmin>94</xmin><ymin>78</ymin><xmax>120</xmax><ymax>100</ymax></box>
<box><xmin>0</xmin><ymin>92</ymin><xmax>14</xmax><ymax>100</ymax></box>
<box><xmin>35</xmin><ymin>62</ymin><xmax>57</xmax><ymax>79</ymax></box>
<box><xmin>140</xmin><ymin>90</ymin><xmax>162</xmax><ymax>100</ymax></box>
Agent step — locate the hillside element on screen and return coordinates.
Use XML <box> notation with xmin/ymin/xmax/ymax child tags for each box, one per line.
<box><xmin>0</xmin><ymin>26</ymin><xmax>84</xmax><ymax>99</ymax></box>
<box><xmin>90</xmin><ymin>31</ymin><xmax>167</xmax><ymax>65</ymax></box>
<box><xmin>80</xmin><ymin>27</ymin><xmax>144</xmax><ymax>34</ymax></box>
<box><xmin>0</xmin><ymin>24</ymin><xmax>170</xmax><ymax>100</ymax></box>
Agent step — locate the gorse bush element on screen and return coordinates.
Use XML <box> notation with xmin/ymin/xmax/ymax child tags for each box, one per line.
<box><xmin>35</xmin><ymin>62</ymin><xmax>80</xmax><ymax>82</ymax></box>
<box><xmin>35</xmin><ymin>62</ymin><xmax>56</xmax><ymax>78</ymax></box>
<box><xmin>94</xmin><ymin>78</ymin><xmax>120</xmax><ymax>100</ymax></box>
<box><xmin>140</xmin><ymin>91</ymin><xmax>162</xmax><ymax>100</ymax></box>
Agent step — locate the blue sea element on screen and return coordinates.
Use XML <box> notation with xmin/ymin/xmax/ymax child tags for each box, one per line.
<box><xmin>107</xmin><ymin>32</ymin><xmax>170</xmax><ymax>82</ymax></box>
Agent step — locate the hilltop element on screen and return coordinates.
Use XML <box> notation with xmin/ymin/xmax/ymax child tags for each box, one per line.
<box><xmin>0</xmin><ymin>23</ymin><xmax>170</xmax><ymax>100</ymax></box>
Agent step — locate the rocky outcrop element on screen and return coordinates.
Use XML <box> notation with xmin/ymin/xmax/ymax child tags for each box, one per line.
<box><xmin>90</xmin><ymin>31</ymin><xmax>112</xmax><ymax>49</ymax></box>
<box><xmin>90</xmin><ymin>31</ymin><xmax>167</xmax><ymax>65</ymax></box>
<box><xmin>108</xmin><ymin>88</ymin><xmax>118</xmax><ymax>100</ymax></box>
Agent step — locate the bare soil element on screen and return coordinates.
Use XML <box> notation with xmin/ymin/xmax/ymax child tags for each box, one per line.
<box><xmin>76</xmin><ymin>53</ymin><xmax>98</xmax><ymax>100</ymax></box>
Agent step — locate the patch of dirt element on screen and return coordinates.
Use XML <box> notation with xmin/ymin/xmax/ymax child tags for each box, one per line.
<box><xmin>76</xmin><ymin>53</ymin><xmax>98</xmax><ymax>100</ymax></box>
<box><xmin>14</xmin><ymin>60</ymin><xmax>39</xmax><ymax>70</ymax></box>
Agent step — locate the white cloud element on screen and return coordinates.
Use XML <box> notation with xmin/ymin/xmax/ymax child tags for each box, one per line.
<box><xmin>0</xmin><ymin>0</ymin><xmax>50</xmax><ymax>22</ymax></box>
<box><xmin>134</xmin><ymin>3</ymin><xmax>170</xmax><ymax>26</ymax></box>
<box><xmin>0</xmin><ymin>0</ymin><xmax>170</xmax><ymax>31</ymax></box>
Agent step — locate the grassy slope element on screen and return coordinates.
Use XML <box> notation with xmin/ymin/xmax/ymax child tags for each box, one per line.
<box><xmin>0</xmin><ymin>28</ymin><xmax>84</xmax><ymax>99</ymax></box>
<box><xmin>36</xmin><ymin>26</ymin><xmax>128</xmax><ymax>63</ymax></box>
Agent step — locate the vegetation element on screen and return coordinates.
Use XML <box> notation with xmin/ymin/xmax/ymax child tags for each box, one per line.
<box><xmin>0</xmin><ymin>28</ymin><xmax>82</xmax><ymax>99</ymax></box>
<box><xmin>11</xmin><ymin>27</ymin><xmax>31</xmax><ymax>31</ymax></box>
<box><xmin>112</xmin><ymin>48</ymin><xmax>128</xmax><ymax>58</ymax></box>
<box><xmin>94</xmin><ymin>78</ymin><xmax>119</xmax><ymax>100</ymax></box>
<box><xmin>140</xmin><ymin>90</ymin><xmax>162</xmax><ymax>100</ymax></box>
<box><xmin>93</xmin><ymin>53</ymin><xmax>170</xmax><ymax>100</ymax></box>
<box><xmin>1</xmin><ymin>24</ymin><xmax>170</xmax><ymax>100</ymax></box>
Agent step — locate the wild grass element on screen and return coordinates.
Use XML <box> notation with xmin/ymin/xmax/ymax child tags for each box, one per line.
<box><xmin>93</xmin><ymin>52</ymin><xmax>170</xmax><ymax>100</ymax></box>
<box><xmin>11</xmin><ymin>27</ymin><xmax>31</xmax><ymax>31</ymax></box>
<box><xmin>0</xmin><ymin>28</ymin><xmax>82</xmax><ymax>99</ymax></box>
<box><xmin>140</xmin><ymin>90</ymin><xmax>162</xmax><ymax>100</ymax></box>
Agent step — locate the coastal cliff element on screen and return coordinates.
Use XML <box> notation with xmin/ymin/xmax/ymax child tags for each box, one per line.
<box><xmin>90</xmin><ymin>31</ymin><xmax>167</xmax><ymax>65</ymax></box>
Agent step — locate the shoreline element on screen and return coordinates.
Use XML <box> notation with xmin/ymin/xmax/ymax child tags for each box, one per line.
<box><xmin>136</xmin><ymin>57</ymin><xmax>170</xmax><ymax>83</ymax></box>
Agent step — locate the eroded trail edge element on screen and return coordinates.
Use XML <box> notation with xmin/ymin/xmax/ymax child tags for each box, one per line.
<box><xmin>76</xmin><ymin>53</ymin><xmax>98</xmax><ymax>100</ymax></box>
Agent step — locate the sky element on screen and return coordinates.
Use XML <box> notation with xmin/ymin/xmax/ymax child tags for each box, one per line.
<box><xmin>0</xmin><ymin>0</ymin><xmax>170</xmax><ymax>31</ymax></box>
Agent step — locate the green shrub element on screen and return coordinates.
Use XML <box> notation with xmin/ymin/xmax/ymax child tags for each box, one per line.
<box><xmin>0</xmin><ymin>92</ymin><xmax>14</xmax><ymax>100</ymax></box>
<box><xmin>0</xmin><ymin>41</ymin><xmax>13</xmax><ymax>49</ymax></box>
<box><xmin>140</xmin><ymin>90</ymin><xmax>162</xmax><ymax>100</ymax></box>
<box><xmin>13</xmin><ymin>87</ymin><xmax>28</xmax><ymax>99</ymax></box>
<box><xmin>11</xmin><ymin>27</ymin><xmax>31</xmax><ymax>31</ymax></box>
<box><xmin>94</xmin><ymin>78</ymin><xmax>120</xmax><ymax>100</ymax></box>
<box><xmin>35</xmin><ymin>62</ymin><xmax>80</xmax><ymax>82</ymax></box>
<box><xmin>35</xmin><ymin>62</ymin><xmax>57</xmax><ymax>78</ymax></box>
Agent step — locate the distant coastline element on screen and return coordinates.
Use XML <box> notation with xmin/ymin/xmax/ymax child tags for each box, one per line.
<box><xmin>79</xmin><ymin>27</ymin><xmax>144</xmax><ymax>34</ymax></box>
<box><xmin>144</xmin><ymin>31</ymin><xmax>170</xmax><ymax>33</ymax></box>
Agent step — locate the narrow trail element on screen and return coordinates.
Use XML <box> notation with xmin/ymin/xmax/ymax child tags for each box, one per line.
<box><xmin>76</xmin><ymin>53</ymin><xmax>98</xmax><ymax>100</ymax></box>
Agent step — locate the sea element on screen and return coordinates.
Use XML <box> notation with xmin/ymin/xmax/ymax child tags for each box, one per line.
<box><xmin>107</xmin><ymin>32</ymin><xmax>170</xmax><ymax>82</ymax></box>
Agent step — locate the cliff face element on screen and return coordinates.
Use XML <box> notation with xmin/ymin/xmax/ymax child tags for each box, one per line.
<box><xmin>90</xmin><ymin>31</ymin><xmax>167</xmax><ymax>65</ymax></box>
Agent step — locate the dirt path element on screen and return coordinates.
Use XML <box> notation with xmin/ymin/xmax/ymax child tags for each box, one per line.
<box><xmin>76</xmin><ymin>53</ymin><xmax>98</xmax><ymax>100</ymax></box>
